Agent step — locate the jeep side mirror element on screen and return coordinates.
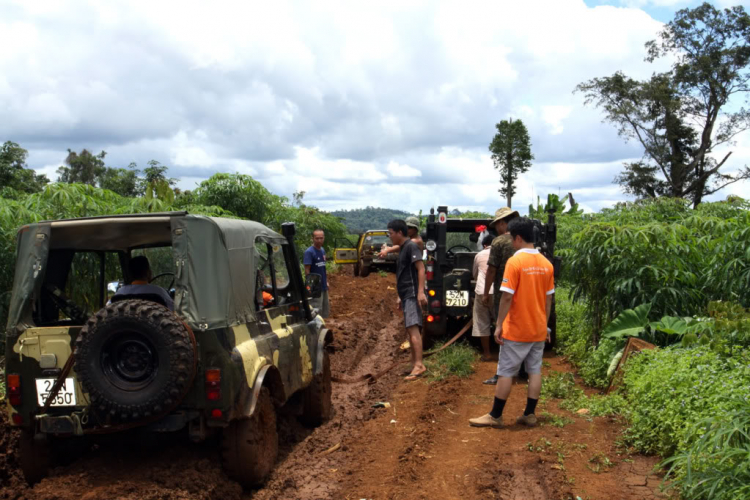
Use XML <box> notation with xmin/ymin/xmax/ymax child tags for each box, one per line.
<box><xmin>305</xmin><ymin>274</ymin><xmax>322</xmax><ymax>299</ymax></box>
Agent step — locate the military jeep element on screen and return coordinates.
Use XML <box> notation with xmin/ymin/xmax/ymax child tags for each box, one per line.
<box><xmin>3</xmin><ymin>212</ymin><xmax>332</xmax><ymax>487</ymax></box>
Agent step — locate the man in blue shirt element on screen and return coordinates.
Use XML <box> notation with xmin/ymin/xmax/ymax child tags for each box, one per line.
<box><xmin>303</xmin><ymin>229</ymin><xmax>329</xmax><ymax>318</ymax></box>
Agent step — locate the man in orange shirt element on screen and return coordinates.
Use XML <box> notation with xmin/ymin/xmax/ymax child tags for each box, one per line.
<box><xmin>469</xmin><ymin>217</ymin><xmax>554</xmax><ymax>429</ymax></box>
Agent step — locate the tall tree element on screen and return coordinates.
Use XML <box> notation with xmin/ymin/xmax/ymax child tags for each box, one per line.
<box><xmin>0</xmin><ymin>141</ymin><xmax>49</xmax><ymax>194</ymax></box>
<box><xmin>57</xmin><ymin>149</ymin><xmax>107</xmax><ymax>185</ymax></box>
<box><xmin>99</xmin><ymin>162</ymin><xmax>142</xmax><ymax>197</ymax></box>
<box><xmin>576</xmin><ymin>3</ymin><xmax>750</xmax><ymax>207</ymax></box>
<box><xmin>142</xmin><ymin>160</ymin><xmax>177</xmax><ymax>203</ymax></box>
<box><xmin>489</xmin><ymin>118</ymin><xmax>534</xmax><ymax>208</ymax></box>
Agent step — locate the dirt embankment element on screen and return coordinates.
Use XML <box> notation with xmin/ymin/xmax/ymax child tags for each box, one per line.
<box><xmin>0</xmin><ymin>268</ymin><xmax>408</xmax><ymax>500</ymax></box>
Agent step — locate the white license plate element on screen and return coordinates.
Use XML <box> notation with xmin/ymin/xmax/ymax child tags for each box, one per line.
<box><xmin>35</xmin><ymin>378</ymin><xmax>77</xmax><ymax>407</ymax></box>
<box><xmin>445</xmin><ymin>290</ymin><xmax>469</xmax><ymax>307</ymax></box>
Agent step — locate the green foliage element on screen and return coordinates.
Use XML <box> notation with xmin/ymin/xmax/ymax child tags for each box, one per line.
<box><xmin>424</xmin><ymin>341</ymin><xmax>477</xmax><ymax>382</ymax></box>
<box><xmin>559</xmin><ymin>393</ymin><xmax>626</xmax><ymax>418</ymax></box>
<box><xmin>576</xmin><ymin>4</ymin><xmax>750</xmax><ymax>205</ymax></box>
<box><xmin>529</xmin><ymin>193</ymin><xmax>582</xmax><ymax>219</ymax></box>
<box><xmin>540</xmin><ymin>412</ymin><xmax>574</xmax><ymax>428</ymax></box>
<box><xmin>601</xmin><ymin>303</ymin><xmax>652</xmax><ymax>340</ymax></box>
<box><xmin>0</xmin><ymin>141</ymin><xmax>49</xmax><ymax>193</ymax></box>
<box><xmin>562</xmin><ymin>198</ymin><xmax>750</xmax><ymax>337</ymax></box>
<box><xmin>489</xmin><ymin>118</ymin><xmax>533</xmax><ymax>208</ymax></box>
<box><xmin>329</xmin><ymin>206</ymin><xmax>413</xmax><ymax>234</ymax></box>
<box><xmin>541</xmin><ymin>371</ymin><xmax>580</xmax><ymax>400</ymax></box>
<box><xmin>621</xmin><ymin>346</ymin><xmax>750</xmax><ymax>456</ymax></box>
<box><xmin>662</xmin><ymin>402</ymin><xmax>750</xmax><ymax>500</ymax></box>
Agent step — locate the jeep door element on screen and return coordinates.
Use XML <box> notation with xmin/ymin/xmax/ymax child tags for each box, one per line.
<box><xmin>253</xmin><ymin>241</ymin><xmax>314</xmax><ymax>396</ymax></box>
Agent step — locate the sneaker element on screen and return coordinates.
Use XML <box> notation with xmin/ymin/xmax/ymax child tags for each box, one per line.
<box><xmin>483</xmin><ymin>375</ymin><xmax>499</xmax><ymax>385</ymax></box>
<box><xmin>469</xmin><ymin>413</ymin><xmax>503</xmax><ymax>428</ymax></box>
<box><xmin>516</xmin><ymin>414</ymin><xmax>538</xmax><ymax>427</ymax></box>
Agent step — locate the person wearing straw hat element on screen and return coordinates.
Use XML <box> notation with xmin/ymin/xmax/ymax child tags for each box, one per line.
<box><xmin>379</xmin><ymin>216</ymin><xmax>424</xmax><ymax>257</ymax></box>
<box><xmin>481</xmin><ymin>207</ymin><xmax>519</xmax><ymax>385</ymax></box>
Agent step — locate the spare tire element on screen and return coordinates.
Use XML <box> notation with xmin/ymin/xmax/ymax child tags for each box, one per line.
<box><xmin>75</xmin><ymin>299</ymin><xmax>196</xmax><ymax>422</ymax></box>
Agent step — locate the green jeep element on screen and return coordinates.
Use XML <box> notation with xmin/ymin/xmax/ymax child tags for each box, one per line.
<box><xmin>3</xmin><ymin>212</ymin><xmax>333</xmax><ymax>487</ymax></box>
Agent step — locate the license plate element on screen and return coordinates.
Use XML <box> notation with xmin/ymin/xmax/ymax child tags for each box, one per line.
<box><xmin>445</xmin><ymin>290</ymin><xmax>469</xmax><ymax>307</ymax></box>
<box><xmin>35</xmin><ymin>378</ymin><xmax>77</xmax><ymax>407</ymax></box>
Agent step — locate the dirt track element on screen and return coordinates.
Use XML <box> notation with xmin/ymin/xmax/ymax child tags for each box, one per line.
<box><xmin>1</xmin><ymin>269</ymin><xmax>666</xmax><ymax>499</ymax></box>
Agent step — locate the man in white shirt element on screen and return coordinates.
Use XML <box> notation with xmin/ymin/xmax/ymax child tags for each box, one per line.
<box><xmin>472</xmin><ymin>235</ymin><xmax>495</xmax><ymax>361</ymax></box>
<box><xmin>114</xmin><ymin>256</ymin><xmax>174</xmax><ymax>311</ymax></box>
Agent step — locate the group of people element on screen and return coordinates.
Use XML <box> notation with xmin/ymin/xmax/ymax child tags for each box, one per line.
<box><xmin>302</xmin><ymin>209</ymin><xmax>554</xmax><ymax>428</ymax></box>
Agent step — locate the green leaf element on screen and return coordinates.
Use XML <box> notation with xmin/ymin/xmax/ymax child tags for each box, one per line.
<box><xmin>602</xmin><ymin>303</ymin><xmax>652</xmax><ymax>340</ymax></box>
<box><xmin>649</xmin><ymin>316</ymin><xmax>689</xmax><ymax>335</ymax></box>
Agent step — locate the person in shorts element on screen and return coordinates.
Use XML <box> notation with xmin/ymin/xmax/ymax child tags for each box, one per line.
<box><xmin>387</xmin><ymin>219</ymin><xmax>428</xmax><ymax>381</ymax></box>
<box><xmin>469</xmin><ymin>217</ymin><xmax>554</xmax><ymax>428</ymax></box>
<box><xmin>472</xmin><ymin>235</ymin><xmax>495</xmax><ymax>361</ymax></box>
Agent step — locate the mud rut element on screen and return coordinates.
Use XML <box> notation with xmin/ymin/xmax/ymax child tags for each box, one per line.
<box><xmin>1</xmin><ymin>269</ymin><xmax>666</xmax><ymax>500</ymax></box>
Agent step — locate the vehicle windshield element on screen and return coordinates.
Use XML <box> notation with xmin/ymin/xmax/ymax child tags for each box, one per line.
<box><xmin>446</xmin><ymin>232</ymin><xmax>479</xmax><ymax>252</ymax></box>
<box><xmin>364</xmin><ymin>234</ymin><xmax>391</xmax><ymax>246</ymax></box>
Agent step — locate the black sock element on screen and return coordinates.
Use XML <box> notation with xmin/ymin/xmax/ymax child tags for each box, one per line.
<box><xmin>489</xmin><ymin>397</ymin><xmax>506</xmax><ymax>418</ymax></box>
<box><xmin>524</xmin><ymin>397</ymin><xmax>538</xmax><ymax>416</ymax></box>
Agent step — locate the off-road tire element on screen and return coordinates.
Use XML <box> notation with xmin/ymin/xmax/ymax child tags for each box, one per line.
<box><xmin>353</xmin><ymin>260</ymin><xmax>360</xmax><ymax>277</ymax></box>
<box><xmin>221</xmin><ymin>388</ymin><xmax>278</xmax><ymax>487</ymax></box>
<box><xmin>19</xmin><ymin>431</ymin><xmax>51</xmax><ymax>485</ymax></box>
<box><xmin>75</xmin><ymin>299</ymin><xmax>196</xmax><ymax>422</ymax></box>
<box><xmin>359</xmin><ymin>259</ymin><xmax>371</xmax><ymax>277</ymax></box>
<box><xmin>301</xmin><ymin>351</ymin><xmax>332</xmax><ymax>426</ymax></box>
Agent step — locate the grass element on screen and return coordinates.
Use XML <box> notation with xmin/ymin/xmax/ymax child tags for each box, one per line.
<box><xmin>378</xmin><ymin>270</ymin><xmax>388</xmax><ymax>278</ymax></box>
<box><xmin>541</xmin><ymin>371</ymin><xmax>581</xmax><ymax>400</ymax></box>
<box><xmin>588</xmin><ymin>453</ymin><xmax>615</xmax><ymax>473</ymax></box>
<box><xmin>540</xmin><ymin>411</ymin><xmax>575</xmax><ymax>428</ymax></box>
<box><xmin>424</xmin><ymin>341</ymin><xmax>477</xmax><ymax>382</ymax></box>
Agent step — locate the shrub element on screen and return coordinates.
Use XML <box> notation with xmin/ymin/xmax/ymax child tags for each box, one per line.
<box><xmin>621</xmin><ymin>345</ymin><xmax>750</xmax><ymax>456</ymax></box>
<box><xmin>662</xmin><ymin>402</ymin><xmax>750</xmax><ymax>500</ymax></box>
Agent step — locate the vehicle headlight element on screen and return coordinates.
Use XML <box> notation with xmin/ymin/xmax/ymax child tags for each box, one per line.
<box><xmin>425</xmin><ymin>240</ymin><xmax>437</xmax><ymax>252</ymax></box>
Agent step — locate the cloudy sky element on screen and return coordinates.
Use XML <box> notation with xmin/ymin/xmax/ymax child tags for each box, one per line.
<box><xmin>2</xmin><ymin>0</ymin><xmax>749</xmax><ymax>214</ymax></box>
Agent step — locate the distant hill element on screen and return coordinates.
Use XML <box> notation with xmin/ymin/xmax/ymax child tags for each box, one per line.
<box><xmin>330</xmin><ymin>207</ymin><xmax>414</xmax><ymax>233</ymax></box>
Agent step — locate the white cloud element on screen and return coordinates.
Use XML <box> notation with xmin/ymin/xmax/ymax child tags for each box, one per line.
<box><xmin>387</xmin><ymin>161</ymin><xmax>421</xmax><ymax>178</ymax></box>
<box><xmin>5</xmin><ymin>0</ymin><xmax>748</xmax><ymax>216</ymax></box>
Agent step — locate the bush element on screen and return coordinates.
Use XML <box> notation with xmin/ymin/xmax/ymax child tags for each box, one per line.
<box><xmin>662</xmin><ymin>402</ymin><xmax>750</xmax><ymax>500</ymax></box>
<box><xmin>621</xmin><ymin>345</ymin><xmax>750</xmax><ymax>456</ymax></box>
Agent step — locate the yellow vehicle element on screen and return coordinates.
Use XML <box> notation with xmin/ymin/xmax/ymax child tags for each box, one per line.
<box><xmin>333</xmin><ymin>230</ymin><xmax>397</xmax><ymax>277</ymax></box>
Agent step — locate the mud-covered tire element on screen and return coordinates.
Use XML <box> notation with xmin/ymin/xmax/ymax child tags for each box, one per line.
<box><xmin>301</xmin><ymin>351</ymin><xmax>332</xmax><ymax>426</ymax></box>
<box><xmin>221</xmin><ymin>388</ymin><xmax>278</xmax><ymax>487</ymax></box>
<box><xmin>75</xmin><ymin>299</ymin><xmax>196</xmax><ymax>423</ymax></box>
<box><xmin>353</xmin><ymin>261</ymin><xmax>360</xmax><ymax>277</ymax></box>
<box><xmin>359</xmin><ymin>259</ymin><xmax>371</xmax><ymax>277</ymax></box>
<box><xmin>19</xmin><ymin>431</ymin><xmax>51</xmax><ymax>485</ymax></box>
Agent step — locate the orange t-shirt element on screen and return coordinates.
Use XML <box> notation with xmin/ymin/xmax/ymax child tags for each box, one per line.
<box><xmin>499</xmin><ymin>249</ymin><xmax>555</xmax><ymax>343</ymax></box>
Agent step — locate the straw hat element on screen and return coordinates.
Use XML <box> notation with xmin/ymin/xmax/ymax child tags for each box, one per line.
<box><xmin>489</xmin><ymin>207</ymin><xmax>519</xmax><ymax>228</ymax></box>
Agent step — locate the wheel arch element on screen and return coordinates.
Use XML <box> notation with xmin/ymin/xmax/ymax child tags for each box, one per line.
<box><xmin>244</xmin><ymin>364</ymin><xmax>285</xmax><ymax>417</ymax></box>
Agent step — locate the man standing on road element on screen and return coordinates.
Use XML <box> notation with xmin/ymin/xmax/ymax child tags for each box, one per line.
<box><xmin>379</xmin><ymin>216</ymin><xmax>424</xmax><ymax>258</ymax></box>
<box><xmin>481</xmin><ymin>207</ymin><xmax>518</xmax><ymax>385</ymax></box>
<box><xmin>469</xmin><ymin>217</ymin><xmax>554</xmax><ymax>429</ymax></box>
<box><xmin>304</xmin><ymin>229</ymin><xmax>330</xmax><ymax>318</ymax></box>
<box><xmin>472</xmin><ymin>235</ymin><xmax>496</xmax><ymax>361</ymax></box>
<box><xmin>387</xmin><ymin>219</ymin><xmax>429</xmax><ymax>381</ymax></box>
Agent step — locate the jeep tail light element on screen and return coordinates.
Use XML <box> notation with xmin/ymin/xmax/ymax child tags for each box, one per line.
<box><xmin>205</xmin><ymin>369</ymin><xmax>221</xmax><ymax>401</ymax></box>
<box><xmin>428</xmin><ymin>289</ymin><xmax>436</xmax><ymax>297</ymax></box>
<box><xmin>426</xmin><ymin>264</ymin><xmax>434</xmax><ymax>281</ymax></box>
<box><xmin>427</xmin><ymin>315</ymin><xmax>435</xmax><ymax>323</ymax></box>
<box><xmin>7</xmin><ymin>374</ymin><xmax>21</xmax><ymax>406</ymax></box>
<box><xmin>430</xmin><ymin>300</ymin><xmax>441</xmax><ymax>312</ymax></box>
<box><xmin>11</xmin><ymin>413</ymin><xmax>22</xmax><ymax>425</ymax></box>
<box><xmin>211</xmin><ymin>409</ymin><xmax>223</xmax><ymax>419</ymax></box>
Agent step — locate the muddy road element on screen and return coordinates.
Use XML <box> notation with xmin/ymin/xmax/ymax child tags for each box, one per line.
<box><xmin>1</xmin><ymin>269</ymin><xmax>665</xmax><ymax>499</ymax></box>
